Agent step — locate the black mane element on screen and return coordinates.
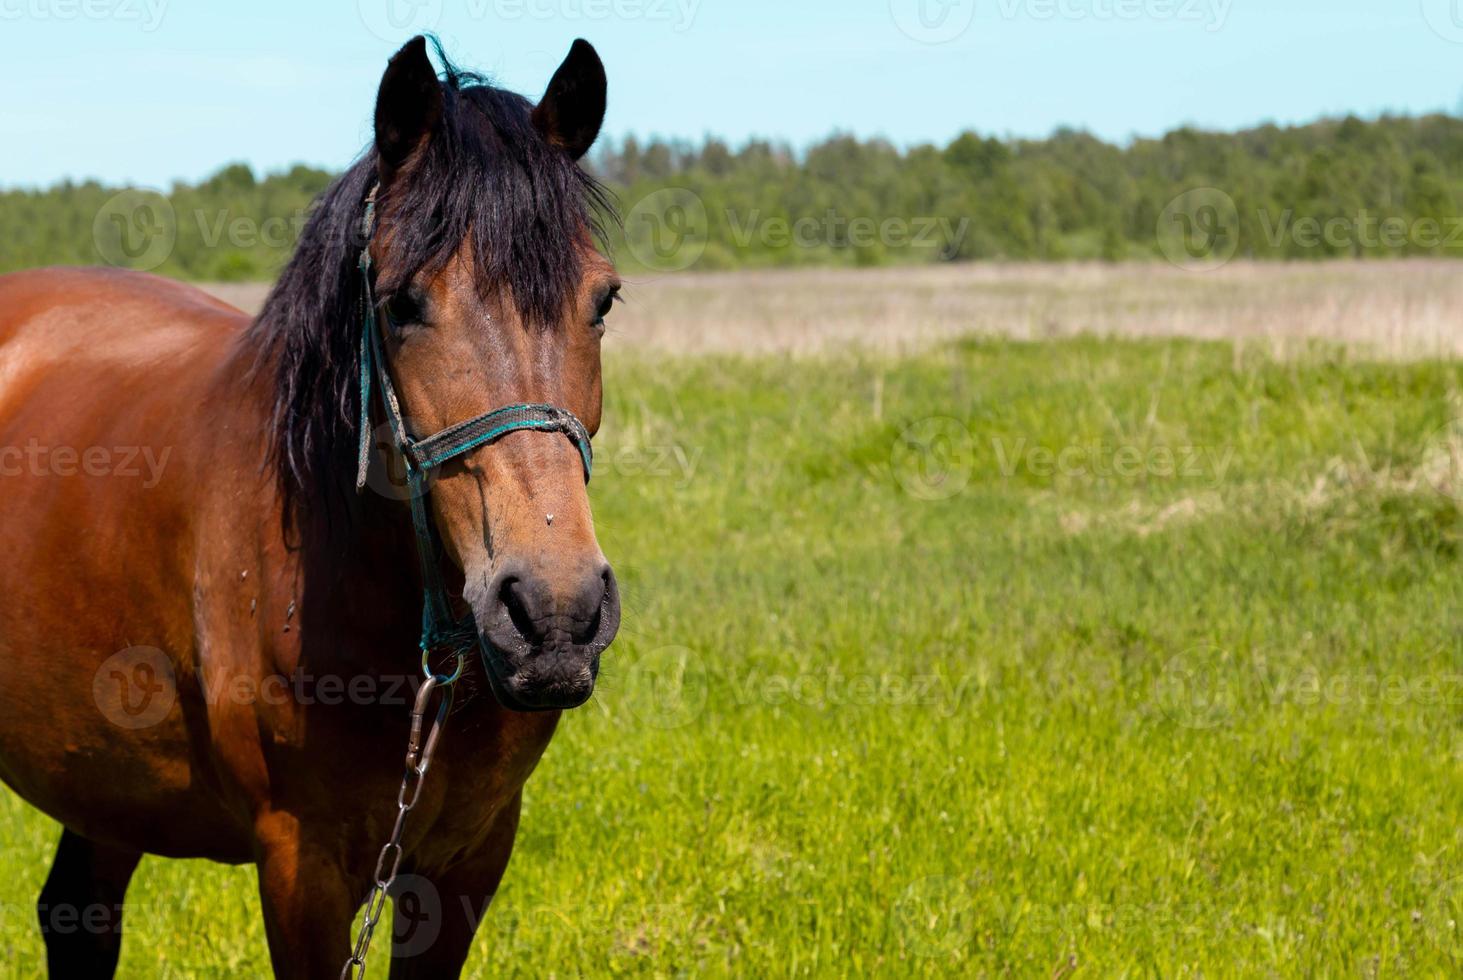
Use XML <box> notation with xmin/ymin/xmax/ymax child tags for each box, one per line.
<box><xmin>248</xmin><ymin>49</ymin><xmax>613</xmax><ymax>511</ymax></box>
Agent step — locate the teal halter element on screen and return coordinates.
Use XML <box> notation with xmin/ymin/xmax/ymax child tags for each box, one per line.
<box><xmin>352</xmin><ymin>188</ymin><xmax>595</xmax><ymax>681</ymax></box>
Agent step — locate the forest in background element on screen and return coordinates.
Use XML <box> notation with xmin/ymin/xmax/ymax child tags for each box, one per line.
<box><xmin>4</xmin><ymin>112</ymin><xmax>1463</xmax><ymax>281</ymax></box>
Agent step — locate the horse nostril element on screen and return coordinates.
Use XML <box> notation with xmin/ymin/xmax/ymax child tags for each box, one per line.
<box><xmin>499</xmin><ymin>575</ymin><xmax>541</xmax><ymax>645</ymax></box>
<box><xmin>589</xmin><ymin>564</ymin><xmax>620</xmax><ymax>645</ymax></box>
<box><xmin>567</xmin><ymin>564</ymin><xmax>613</xmax><ymax>645</ymax></box>
<box><xmin>484</xmin><ymin>561</ymin><xmax>619</xmax><ymax>649</ymax></box>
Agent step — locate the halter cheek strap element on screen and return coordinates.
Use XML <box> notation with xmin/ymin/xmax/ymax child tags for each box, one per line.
<box><xmin>352</xmin><ymin>187</ymin><xmax>595</xmax><ymax>677</ymax></box>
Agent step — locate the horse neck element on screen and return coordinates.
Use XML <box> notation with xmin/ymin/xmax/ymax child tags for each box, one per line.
<box><xmin>219</xmin><ymin>325</ymin><xmax>427</xmax><ymax>679</ymax></box>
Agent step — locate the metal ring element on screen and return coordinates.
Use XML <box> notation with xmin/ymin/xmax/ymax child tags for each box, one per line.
<box><xmin>420</xmin><ymin>646</ymin><xmax>466</xmax><ymax>686</ymax></box>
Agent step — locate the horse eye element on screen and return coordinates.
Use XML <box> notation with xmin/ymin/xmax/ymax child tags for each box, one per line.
<box><xmin>384</xmin><ymin>293</ymin><xmax>421</xmax><ymax>329</ymax></box>
<box><xmin>594</xmin><ymin>290</ymin><xmax>617</xmax><ymax>325</ymax></box>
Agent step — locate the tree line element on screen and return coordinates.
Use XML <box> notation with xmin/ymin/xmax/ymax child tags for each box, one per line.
<box><xmin>3</xmin><ymin>112</ymin><xmax>1462</xmax><ymax>281</ymax></box>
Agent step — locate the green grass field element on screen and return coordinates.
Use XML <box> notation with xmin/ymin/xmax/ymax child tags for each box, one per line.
<box><xmin>1</xmin><ymin>337</ymin><xmax>1460</xmax><ymax>976</ymax></box>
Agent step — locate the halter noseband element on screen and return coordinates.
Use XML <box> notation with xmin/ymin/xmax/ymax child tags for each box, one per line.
<box><xmin>352</xmin><ymin>186</ymin><xmax>595</xmax><ymax>680</ymax></box>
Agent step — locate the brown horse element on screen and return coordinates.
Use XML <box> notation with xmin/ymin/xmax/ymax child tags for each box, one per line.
<box><xmin>0</xmin><ymin>36</ymin><xmax>622</xmax><ymax>977</ymax></box>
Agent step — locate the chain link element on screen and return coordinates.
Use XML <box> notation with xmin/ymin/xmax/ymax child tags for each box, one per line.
<box><xmin>340</xmin><ymin>674</ymin><xmax>454</xmax><ymax>979</ymax></box>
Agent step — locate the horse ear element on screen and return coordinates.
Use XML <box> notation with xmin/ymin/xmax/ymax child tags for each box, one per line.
<box><xmin>375</xmin><ymin>36</ymin><xmax>442</xmax><ymax>184</ymax></box>
<box><xmin>532</xmin><ymin>39</ymin><xmax>606</xmax><ymax>161</ymax></box>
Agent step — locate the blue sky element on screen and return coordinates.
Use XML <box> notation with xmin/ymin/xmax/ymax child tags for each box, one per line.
<box><xmin>1</xmin><ymin>0</ymin><xmax>1461</xmax><ymax>188</ymax></box>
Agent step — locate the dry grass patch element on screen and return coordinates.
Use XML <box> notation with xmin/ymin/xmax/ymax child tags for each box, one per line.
<box><xmin>201</xmin><ymin>259</ymin><xmax>1463</xmax><ymax>359</ymax></box>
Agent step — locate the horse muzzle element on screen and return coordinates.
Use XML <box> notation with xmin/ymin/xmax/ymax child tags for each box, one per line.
<box><xmin>473</xmin><ymin>558</ymin><xmax>621</xmax><ymax>711</ymax></box>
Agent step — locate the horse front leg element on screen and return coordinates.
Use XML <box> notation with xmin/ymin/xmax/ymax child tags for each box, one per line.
<box><xmin>387</xmin><ymin>792</ymin><xmax>523</xmax><ymax>979</ymax></box>
<box><xmin>254</xmin><ymin>813</ymin><xmax>361</xmax><ymax>979</ymax></box>
<box><xmin>37</xmin><ymin>829</ymin><xmax>142</xmax><ymax>979</ymax></box>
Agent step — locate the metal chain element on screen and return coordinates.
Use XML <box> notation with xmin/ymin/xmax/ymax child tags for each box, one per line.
<box><xmin>340</xmin><ymin>674</ymin><xmax>455</xmax><ymax>979</ymax></box>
